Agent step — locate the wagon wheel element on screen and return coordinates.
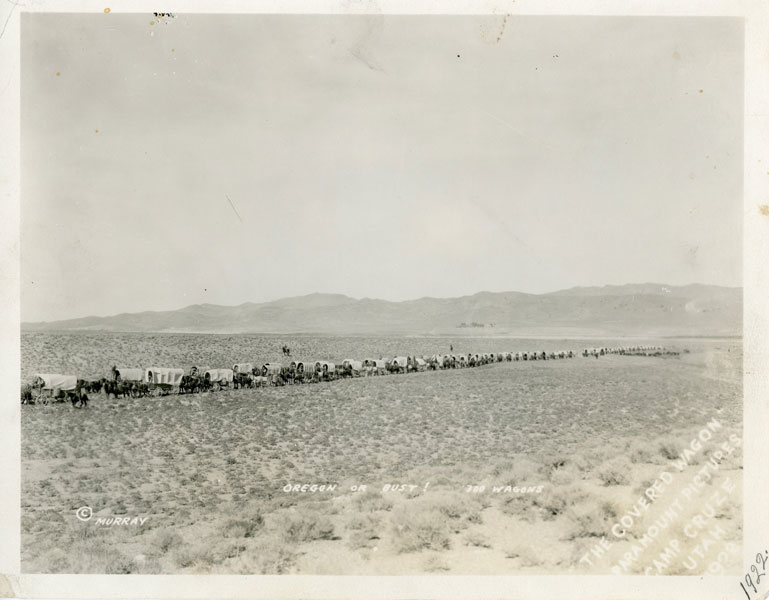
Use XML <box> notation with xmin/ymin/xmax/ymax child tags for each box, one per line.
<box><xmin>153</xmin><ymin>386</ymin><xmax>164</xmax><ymax>398</ymax></box>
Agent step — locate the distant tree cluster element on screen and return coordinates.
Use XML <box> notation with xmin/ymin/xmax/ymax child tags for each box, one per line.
<box><xmin>458</xmin><ymin>322</ymin><xmax>495</xmax><ymax>328</ymax></box>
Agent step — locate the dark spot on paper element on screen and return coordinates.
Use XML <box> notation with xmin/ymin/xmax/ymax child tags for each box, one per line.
<box><xmin>457</xmin><ymin>54</ymin><xmax>460</xmax><ymax>58</ymax></box>
<box><xmin>759</xmin><ymin>205</ymin><xmax>769</xmax><ymax>216</ymax></box>
<box><xmin>104</xmin><ymin>7</ymin><xmax>110</xmax><ymax>13</ymax></box>
<box><xmin>149</xmin><ymin>21</ymin><xmax>155</xmax><ymax>26</ymax></box>
<box><xmin>56</xmin><ymin>72</ymin><xmax>60</xmax><ymax>76</ymax></box>
<box><xmin>94</xmin><ymin>129</ymin><xmax>99</xmax><ymax>134</ymax></box>
<box><xmin>479</xmin><ymin>13</ymin><xmax>510</xmax><ymax>46</ymax></box>
<box><xmin>496</xmin><ymin>14</ymin><xmax>509</xmax><ymax>43</ymax></box>
<box><xmin>699</xmin><ymin>89</ymin><xmax>703</xmax><ymax>93</ymax></box>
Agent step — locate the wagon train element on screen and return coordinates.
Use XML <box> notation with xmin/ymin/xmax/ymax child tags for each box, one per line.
<box><xmin>21</xmin><ymin>345</ymin><xmax>675</xmax><ymax>405</ymax></box>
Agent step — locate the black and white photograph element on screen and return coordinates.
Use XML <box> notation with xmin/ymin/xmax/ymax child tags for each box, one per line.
<box><xmin>2</xmin><ymin>1</ymin><xmax>768</xmax><ymax>598</ymax></box>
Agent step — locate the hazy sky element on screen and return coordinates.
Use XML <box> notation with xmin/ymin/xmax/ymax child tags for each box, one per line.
<box><xmin>21</xmin><ymin>14</ymin><xmax>743</xmax><ymax>322</ymax></box>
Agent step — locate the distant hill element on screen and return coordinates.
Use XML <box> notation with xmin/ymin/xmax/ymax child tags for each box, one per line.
<box><xmin>21</xmin><ymin>284</ymin><xmax>741</xmax><ymax>337</ymax></box>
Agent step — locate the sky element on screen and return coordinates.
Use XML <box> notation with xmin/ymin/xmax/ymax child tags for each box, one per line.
<box><xmin>21</xmin><ymin>14</ymin><xmax>744</xmax><ymax>322</ymax></box>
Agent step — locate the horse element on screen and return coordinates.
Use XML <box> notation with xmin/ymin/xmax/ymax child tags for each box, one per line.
<box><xmin>233</xmin><ymin>372</ymin><xmax>253</xmax><ymax>389</ymax></box>
<box><xmin>102</xmin><ymin>379</ymin><xmax>131</xmax><ymax>399</ymax></box>
<box><xmin>71</xmin><ymin>385</ymin><xmax>89</xmax><ymax>408</ymax></box>
<box><xmin>180</xmin><ymin>375</ymin><xmax>201</xmax><ymax>394</ymax></box>
<box><xmin>20</xmin><ymin>383</ymin><xmax>33</xmax><ymax>404</ymax></box>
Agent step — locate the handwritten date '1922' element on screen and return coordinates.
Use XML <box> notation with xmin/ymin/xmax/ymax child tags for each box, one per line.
<box><xmin>739</xmin><ymin>550</ymin><xmax>768</xmax><ymax>599</ymax></box>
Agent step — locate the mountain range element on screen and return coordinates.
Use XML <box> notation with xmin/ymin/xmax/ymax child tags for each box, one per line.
<box><xmin>21</xmin><ymin>284</ymin><xmax>741</xmax><ymax>337</ymax></box>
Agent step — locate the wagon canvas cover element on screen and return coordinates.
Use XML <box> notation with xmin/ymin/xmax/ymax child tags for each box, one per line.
<box><xmin>144</xmin><ymin>368</ymin><xmax>184</xmax><ymax>385</ymax></box>
<box><xmin>36</xmin><ymin>374</ymin><xmax>77</xmax><ymax>391</ymax></box>
<box><xmin>115</xmin><ymin>368</ymin><xmax>143</xmax><ymax>382</ymax></box>
<box><xmin>205</xmin><ymin>369</ymin><xmax>234</xmax><ymax>383</ymax></box>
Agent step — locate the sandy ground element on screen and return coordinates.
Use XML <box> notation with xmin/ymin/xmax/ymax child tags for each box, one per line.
<box><xmin>20</xmin><ymin>335</ymin><xmax>742</xmax><ymax>574</ymax></box>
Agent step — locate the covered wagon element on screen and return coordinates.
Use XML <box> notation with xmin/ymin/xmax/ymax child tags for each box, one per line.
<box><xmin>261</xmin><ymin>363</ymin><xmax>284</xmax><ymax>386</ymax></box>
<box><xmin>145</xmin><ymin>368</ymin><xmax>184</xmax><ymax>395</ymax></box>
<box><xmin>34</xmin><ymin>373</ymin><xmax>77</xmax><ymax>392</ymax></box>
<box><xmin>363</xmin><ymin>359</ymin><xmax>387</xmax><ymax>375</ymax></box>
<box><xmin>232</xmin><ymin>363</ymin><xmax>253</xmax><ymax>375</ymax></box>
<box><xmin>288</xmin><ymin>360</ymin><xmax>311</xmax><ymax>383</ymax></box>
<box><xmin>203</xmin><ymin>368</ymin><xmax>234</xmax><ymax>391</ymax></box>
<box><xmin>29</xmin><ymin>374</ymin><xmax>79</xmax><ymax>404</ymax></box>
<box><xmin>428</xmin><ymin>354</ymin><xmax>444</xmax><ymax>370</ymax></box>
<box><xmin>389</xmin><ymin>356</ymin><xmax>408</xmax><ymax>374</ymax></box>
<box><xmin>312</xmin><ymin>361</ymin><xmax>336</xmax><ymax>381</ymax></box>
<box><xmin>340</xmin><ymin>359</ymin><xmax>363</xmax><ymax>378</ymax></box>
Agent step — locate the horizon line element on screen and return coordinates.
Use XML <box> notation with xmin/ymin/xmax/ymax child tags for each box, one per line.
<box><xmin>22</xmin><ymin>281</ymin><xmax>743</xmax><ymax>325</ymax></box>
